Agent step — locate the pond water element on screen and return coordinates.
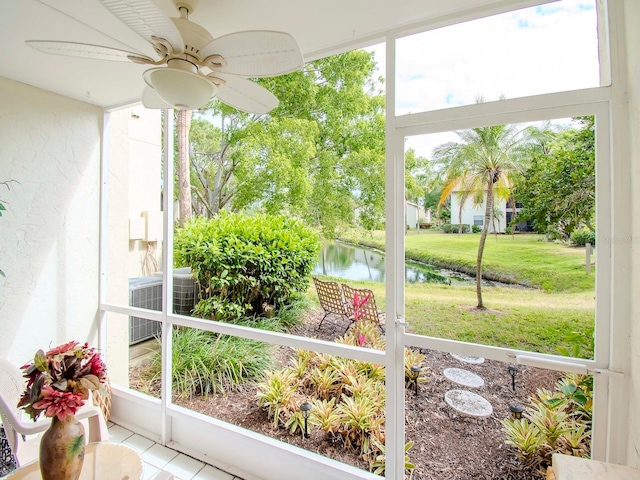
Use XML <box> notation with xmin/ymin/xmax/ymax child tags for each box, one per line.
<box><xmin>312</xmin><ymin>241</ymin><xmax>469</xmax><ymax>285</ymax></box>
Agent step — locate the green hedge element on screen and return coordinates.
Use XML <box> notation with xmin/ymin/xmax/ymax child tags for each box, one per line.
<box><xmin>442</xmin><ymin>223</ymin><xmax>470</xmax><ymax>234</ymax></box>
<box><xmin>175</xmin><ymin>212</ymin><xmax>319</xmax><ymax>321</ymax></box>
<box><xmin>570</xmin><ymin>229</ymin><xmax>596</xmax><ymax>247</ymax></box>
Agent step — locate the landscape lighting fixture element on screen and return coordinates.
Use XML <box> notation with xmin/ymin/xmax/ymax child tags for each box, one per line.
<box><xmin>411</xmin><ymin>365</ymin><xmax>422</xmax><ymax>396</ymax></box>
<box><xmin>300</xmin><ymin>402</ymin><xmax>312</xmax><ymax>439</ymax></box>
<box><xmin>508</xmin><ymin>365</ymin><xmax>519</xmax><ymax>392</ymax></box>
<box><xmin>509</xmin><ymin>403</ymin><xmax>525</xmax><ymax>419</ymax></box>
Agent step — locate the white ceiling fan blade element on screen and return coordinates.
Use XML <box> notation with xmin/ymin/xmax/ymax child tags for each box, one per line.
<box><xmin>141</xmin><ymin>86</ymin><xmax>173</xmax><ymax>109</ymax></box>
<box><xmin>99</xmin><ymin>0</ymin><xmax>184</xmax><ymax>53</ymax></box>
<box><xmin>26</xmin><ymin>41</ymin><xmax>154</xmax><ymax>63</ymax></box>
<box><xmin>201</xmin><ymin>31</ymin><xmax>303</xmax><ymax>77</ymax></box>
<box><xmin>214</xmin><ymin>74</ymin><xmax>279</xmax><ymax>114</ymax></box>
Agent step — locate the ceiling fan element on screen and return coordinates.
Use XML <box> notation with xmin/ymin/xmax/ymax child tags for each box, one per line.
<box><xmin>26</xmin><ymin>0</ymin><xmax>304</xmax><ymax>113</ymax></box>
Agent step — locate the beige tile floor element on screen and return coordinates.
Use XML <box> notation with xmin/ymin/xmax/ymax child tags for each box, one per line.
<box><xmin>1</xmin><ymin>422</ymin><xmax>243</xmax><ymax>480</ymax></box>
<box><xmin>108</xmin><ymin>422</ymin><xmax>243</xmax><ymax>480</ymax></box>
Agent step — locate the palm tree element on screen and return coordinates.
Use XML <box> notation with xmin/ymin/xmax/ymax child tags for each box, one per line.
<box><xmin>434</xmin><ymin>123</ymin><xmax>534</xmax><ymax>309</ymax></box>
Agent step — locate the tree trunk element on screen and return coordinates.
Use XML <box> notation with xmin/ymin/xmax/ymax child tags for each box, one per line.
<box><xmin>510</xmin><ymin>196</ymin><xmax>516</xmax><ymax>239</ymax></box>
<box><xmin>458</xmin><ymin>196</ymin><xmax>464</xmax><ymax>234</ymax></box>
<box><xmin>211</xmin><ymin>115</ymin><xmax>225</xmax><ymax>215</ymax></box>
<box><xmin>177</xmin><ymin>109</ymin><xmax>192</xmax><ymax>226</ymax></box>
<box><xmin>476</xmin><ymin>182</ymin><xmax>494</xmax><ymax>309</ymax></box>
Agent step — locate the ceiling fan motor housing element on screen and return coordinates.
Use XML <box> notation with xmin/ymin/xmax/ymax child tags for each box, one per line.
<box><xmin>171</xmin><ymin>17</ymin><xmax>213</xmax><ymax>63</ymax></box>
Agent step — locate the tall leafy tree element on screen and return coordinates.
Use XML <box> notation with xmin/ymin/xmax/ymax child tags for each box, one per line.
<box><xmin>516</xmin><ymin>117</ymin><xmax>595</xmax><ymax>236</ymax></box>
<box><xmin>434</xmin><ymin>124</ymin><xmax>535</xmax><ymax>309</ymax></box>
<box><xmin>186</xmin><ymin>50</ymin><xmax>388</xmax><ymax>237</ymax></box>
<box><xmin>405</xmin><ymin>149</ymin><xmax>429</xmax><ymax>203</ymax></box>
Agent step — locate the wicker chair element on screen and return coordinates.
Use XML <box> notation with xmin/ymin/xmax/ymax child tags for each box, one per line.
<box><xmin>312</xmin><ymin>277</ymin><xmax>350</xmax><ymax>331</ymax></box>
<box><xmin>341</xmin><ymin>283</ymin><xmax>385</xmax><ymax>333</ymax></box>
<box><xmin>0</xmin><ymin>358</ymin><xmax>109</xmax><ymax>466</ymax></box>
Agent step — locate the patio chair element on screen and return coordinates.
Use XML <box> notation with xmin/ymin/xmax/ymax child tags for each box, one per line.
<box><xmin>0</xmin><ymin>358</ymin><xmax>109</xmax><ymax>466</ymax></box>
<box><xmin>312</xmin><ymin>277</ymin><xmax>351</xmax><ymax>331</ymax></box>
<box><xmin>341</xmin><ymin>284</ymin><xmax>386</xmax><ymax>333</ymax></box>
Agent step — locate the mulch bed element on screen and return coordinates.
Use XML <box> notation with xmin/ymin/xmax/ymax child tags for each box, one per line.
<box><xmin>131</xmin><ymin>307</ymin><xmax>559</xmax><ymax>479</ymax></box>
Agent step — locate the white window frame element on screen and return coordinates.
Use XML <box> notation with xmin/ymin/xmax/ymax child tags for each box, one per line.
<box><xmin>393</xmin><ymin>91</ymin><xmax>612</xmax><ymax>465</ymax></box>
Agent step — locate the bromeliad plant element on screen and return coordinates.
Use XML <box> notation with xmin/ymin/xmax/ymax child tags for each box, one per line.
<box><xmin>502</xmin><ymin>372</ymin><xmax>593</xmax><ymax>478</ymax></box>
<box><xmin>18</xmin><ymin>341</ymin><xmax>107</xmax><ymax>421</ymax></box>
<box><xmin>256</xmin><ymin>315</ymin><xmax>425</xmax><ymax>475</ymax></box>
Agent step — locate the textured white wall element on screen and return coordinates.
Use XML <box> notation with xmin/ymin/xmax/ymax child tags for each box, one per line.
<box><xmin>0</xmin><ymin>76</ymin><xmax>102</xmax><ymax>365</ymax></box>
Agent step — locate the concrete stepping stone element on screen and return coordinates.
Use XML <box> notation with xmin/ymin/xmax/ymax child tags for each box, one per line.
<box><xmin>443</xmin><ymin>367</ymin><xmax>485</xmax><ymax>388</ymax></box>
<box><xmin>450</xmin><ymin>353</ymin><xmax>485</xmax><ymax>364</ymax></box>
<box><xmin>445</xmin><ymin>389</ymin><xmax>493</xmax><ymax>418</ymax></box>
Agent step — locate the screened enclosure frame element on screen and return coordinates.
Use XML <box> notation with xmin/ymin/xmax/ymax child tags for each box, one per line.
<box><xmin>98</xmin><ymin>1</ymin><xmax>632</xmax><ymax>478</ymax></box>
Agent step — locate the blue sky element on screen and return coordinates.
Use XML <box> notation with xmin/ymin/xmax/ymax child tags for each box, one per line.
<box><xmin>366</xmin><ymin>0</ymin><xmax>600</xmax><ymax>158</ymax></box>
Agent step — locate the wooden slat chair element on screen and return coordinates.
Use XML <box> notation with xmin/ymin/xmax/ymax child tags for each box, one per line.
<box><xmin>341</xmin><ymin>283</ymin><xmax>385</xmax><ymax>333</ymax></box>
<box><xmin>312</xmin><ymin>277</ymin><xmax>350</xmax><ymax>331</ymax></box>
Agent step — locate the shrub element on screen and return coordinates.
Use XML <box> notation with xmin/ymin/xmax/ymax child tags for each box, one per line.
<box><xmin>557</xmin><ymin>328</ymin><xmax>594</xmax><ymax>360</ymax></box>
<box><xmin>174</xmin><ymin>212</ymin><xmax>319</xmax><ymax>320</ymax></box>
<box><xmin>442</xmin><ymin>223</ymin><xmax>470</xmax><ymax>234</ymax></box>
<box><xmin>570</xmin><ymin>229</ymin><xmax>596</xmax><ymax>247</ymax></box>
<box><xmin>502</xmin><ymin>373</ymin><xmax>592</xmax><ymax>477</ymax></box>
<box><xmin>472</xmin><ymin>224</ymin><xmax>481</xmax><ymax>233</ymax></box>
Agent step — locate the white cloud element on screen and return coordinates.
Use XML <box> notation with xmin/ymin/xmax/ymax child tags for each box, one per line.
<box><xmin>365</xmin><ymin>0</ymin><xmax>598</xmax><ymax>159</ymax></box>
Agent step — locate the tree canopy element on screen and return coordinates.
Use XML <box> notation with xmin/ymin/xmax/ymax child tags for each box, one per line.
<box><xmin>187</xmin><ymin>49</ymin><xmax>392</xmax><ymax>237</ymax></box>
<box><xmin>515</xmin><ymin>116</ymin><xmax>595</xmax><ymax>237</ymax></box>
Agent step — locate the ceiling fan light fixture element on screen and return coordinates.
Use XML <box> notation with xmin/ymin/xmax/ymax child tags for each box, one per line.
<box><xmin>143</xmin><ymin>60</ymin><xmax>215</xmax><ymax>110</ymax></box>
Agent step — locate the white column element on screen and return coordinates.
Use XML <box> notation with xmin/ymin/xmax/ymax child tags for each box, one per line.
<box><xmin>161</xmin><ymin>110</ymin><xmax>175</xmax><ymax>445</ymax></box>
<box><xmin>620</xmin><ymin>0</ymin><xmax>640</xmax><ymax>467</ymax></box>
<box><xmin>384</xmin><ymin>33</ymin><xmax>406</xmax><ymax>480</ymax></box>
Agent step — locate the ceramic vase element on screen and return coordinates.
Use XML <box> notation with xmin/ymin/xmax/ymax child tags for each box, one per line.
<box><xmin>39</xmin><ymin>415</ymin><xmax>85</xmax><ymax>480</ymax></box>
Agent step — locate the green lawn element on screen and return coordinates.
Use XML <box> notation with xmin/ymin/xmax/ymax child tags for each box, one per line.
<box><xmin>312</xmin><ymin>230</ymin><xmax>595</xmax><ymax>357</ymax></box>
<box><xmin>340</xmin><ymin>229</ymin><xmax>595</xmax><ymax>293</ymax></box>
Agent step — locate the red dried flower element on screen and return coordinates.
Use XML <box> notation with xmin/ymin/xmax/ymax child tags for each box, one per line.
<box><xmin>87</xmin><ymin>354</ymin><xmax>106</xmax><ymax>380</ymax></box>
<box><xmin>32</xmin><ymin>385</ymin><xmax>85</xmax><ymax>421</ymax></box>
<box><xmin>18</xmin><ymin>340</ymin><xmax>107</xmax><ymax>421</ymax></box>
<box><xmin>46</xmin><ymin>340</ymin><xmax>80</xmax><ymax>357</ymax></box>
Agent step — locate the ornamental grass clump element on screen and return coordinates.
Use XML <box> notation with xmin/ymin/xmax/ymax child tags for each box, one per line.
<box><xmin>145</xmin><ymin>327</ymin><xmax>274</xmax><ymax>398</ymax></box>
<box><xmin>18</xmin><ymin>341</ymin><xmax>107</xmax><ymax>421</ymax></box>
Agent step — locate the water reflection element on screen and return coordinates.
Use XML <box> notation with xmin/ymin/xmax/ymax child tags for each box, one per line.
<box><xmin>313</xmin><ymin>241</ymin><xmax>459</xmax><ymax>285</ymax></box>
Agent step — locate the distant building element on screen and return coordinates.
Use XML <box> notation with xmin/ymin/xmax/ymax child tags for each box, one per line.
<box><xmin>450</xmin><ymin>184</ymin><xmax>532</xmax><ymax>233</ymax></box>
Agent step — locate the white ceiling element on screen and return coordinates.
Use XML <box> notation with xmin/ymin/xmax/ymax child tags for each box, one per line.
<box><xmin>0</xmin><ymin>0</ymin><xmax>549</xmax><ymax>109</ymax></box>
